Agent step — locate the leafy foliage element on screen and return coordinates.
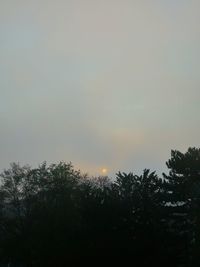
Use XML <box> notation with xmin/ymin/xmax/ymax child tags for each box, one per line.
<box><xmin>0</xmin><ymin>147</ymin><xmax>200</xmax><ymax>266</ymax></box>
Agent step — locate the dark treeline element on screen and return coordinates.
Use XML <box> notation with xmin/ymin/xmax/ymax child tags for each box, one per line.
<box><xmin>1</xmin><ymin>147</ymin><xmax>200</xmax><ymax>266</ymax></box>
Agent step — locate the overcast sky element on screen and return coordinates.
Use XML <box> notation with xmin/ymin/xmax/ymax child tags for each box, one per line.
<box><xmin>0</xmin><ymin>0</ymin><xmax>200</xmax><ymax>177</ymax></box>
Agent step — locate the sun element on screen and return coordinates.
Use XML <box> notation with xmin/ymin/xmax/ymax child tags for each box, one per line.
<box><xmin>101</xmin><ymin>168</ymin><xmax>108</xmax><ymax>175</ymax></box>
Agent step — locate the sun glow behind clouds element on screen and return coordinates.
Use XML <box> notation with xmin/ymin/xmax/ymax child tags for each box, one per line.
<box><xmin>101</xmin><ymin>168</ymin><xmax>108</xmax><ymax>175</ymax></box>
<box><xmin>0</xmin><ymin>0</ymin><xmax>200</xmax><ymax>174</ymax></box>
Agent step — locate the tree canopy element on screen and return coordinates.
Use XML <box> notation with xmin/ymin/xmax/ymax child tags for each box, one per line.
<box><xmin>0</xmin><ymin>147</ymin><xmax>200</xmax><ymax>266</ymax></box>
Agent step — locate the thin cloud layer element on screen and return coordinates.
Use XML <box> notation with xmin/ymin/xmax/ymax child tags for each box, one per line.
<box><xmin>0</xmin><ymin>0</ymin><xmax>200</xmax><ymax>176</ymax></box>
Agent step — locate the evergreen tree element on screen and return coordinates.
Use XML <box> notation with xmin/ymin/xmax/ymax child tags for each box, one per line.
<box><xmin>163</xmin><ymin>147</ymin><xmax>200</xmax><ymax>266</ymax></box>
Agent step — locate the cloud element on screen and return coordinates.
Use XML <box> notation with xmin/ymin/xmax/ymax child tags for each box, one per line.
<box><xmin>0</xmin><ymin>0</ymin><xmax>200</xmax><ymax>175</ymax></box>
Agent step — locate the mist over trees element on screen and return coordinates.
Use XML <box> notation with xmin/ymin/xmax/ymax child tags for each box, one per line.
<box><xmin>0</xmin><ymin>147</ymin><xmax>200</xmax><ymax>266</ymax></box>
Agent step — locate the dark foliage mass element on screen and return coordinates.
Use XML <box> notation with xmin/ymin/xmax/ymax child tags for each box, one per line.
<box><xmin>1</xmin><ymin>147</ymin><xmax>200</xmax><ymax>266</ymax></box>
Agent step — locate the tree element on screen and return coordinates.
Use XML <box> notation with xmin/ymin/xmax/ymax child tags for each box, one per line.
<box><xmin>0</xmin><ymin>162</ymin><xmax>83</xmax><ymax>266</ymax></box>
<box><xmin>113</xmin><ymin>169</ymin><xmax>166</xmax><ymax>265</ymax></box>
<box><xmin>163</xmin><ymin>147</ymin><xmax>200</xmax><ymax>266</ymax></box>
<box><xmin>1</xmin><ymin>148</ymin><xmax>200</xmax><ymax>266</ymax></box>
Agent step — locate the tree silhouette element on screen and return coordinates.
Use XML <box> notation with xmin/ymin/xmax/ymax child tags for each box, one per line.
<box><xmin>163</xmin><ymin>147</ymin><xmax>200</xmax><ymax>266</ymax></box>
<box><xmin>1</xmin><ymin>147</ymin><xmax>200</xmax><ymax>266</ymax></box>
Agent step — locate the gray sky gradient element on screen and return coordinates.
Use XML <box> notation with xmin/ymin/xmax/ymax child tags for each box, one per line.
<box><xmin>0</xmin><ymin>0</ymin><xmax>200</xmax><ymax>176</ymax></box>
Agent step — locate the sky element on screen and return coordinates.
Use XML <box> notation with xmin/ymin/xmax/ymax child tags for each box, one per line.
<box><xmin>0</xmin><ymin>0</ymin><xmax>200</xmax><ymax>177</ymax></box>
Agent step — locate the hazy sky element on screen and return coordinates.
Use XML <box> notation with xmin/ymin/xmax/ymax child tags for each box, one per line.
<box><xmin>0</xmin><ymin>0</ymin><xmax>200</xmax><ymax>177</ymax></box>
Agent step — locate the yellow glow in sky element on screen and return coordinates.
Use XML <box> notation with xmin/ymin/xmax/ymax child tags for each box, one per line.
<box><xmin>101</xmin><ymin>168</ymin><xmax>108</xmax><ymax>175</ymax></box>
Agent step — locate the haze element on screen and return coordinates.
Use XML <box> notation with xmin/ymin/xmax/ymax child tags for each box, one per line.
<box><xmin>0</xmin><ymin>0</ymin><xmax>200</xmax><ymax>176</ymax></box>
